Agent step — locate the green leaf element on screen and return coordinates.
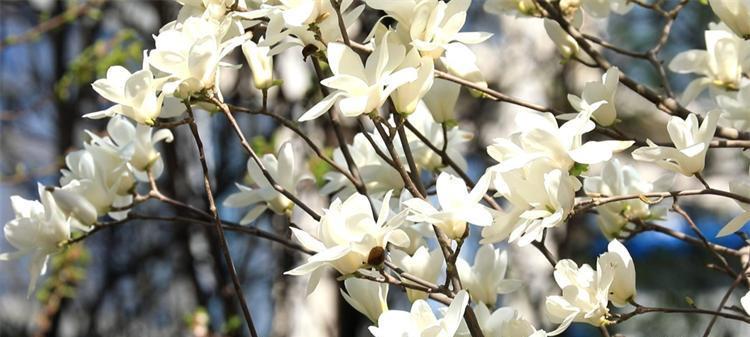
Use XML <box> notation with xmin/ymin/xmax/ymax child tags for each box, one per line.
<box><xmin>569</xmin><ymin>163</ymin><xmax>589</xmax><ymax>176</ymax></box>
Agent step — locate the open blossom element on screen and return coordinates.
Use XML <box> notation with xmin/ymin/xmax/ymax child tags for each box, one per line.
<box><xmin>491</xmin><ymin>163</ymin><xmax>580</xmax><ymax>246</ymax></box>
<box><xmin>717</xmin><ymin>84</ymin><xmax>750</xmax><ymax>131</ymax></box>
<box><xmin>546</xmin><ymin>240</ymin><xmax>636</xmax><ymax>329</ymax></box>
<box><xmin>599</xmin><ymin>240</ymin><xmax>637</xmax><ymax>307</ymax></box>
<box><xmin>298</xmin><ymin>33</ymin><xmax>418</xmax><ymax>121</ymax></box>
<box><xmin>0</xmin><ymin>185</ymin><xmax>70</xmax><ymax>297</ymax></box>
<box><xmin>369</xmin><ymin>290</ymin><xmax>469</xmax><ymax>337</ymax></box>
<box><xmin>583</xmin><ymin>159</ymin><xmax>673</xmax><ymax>239</ymax></box>
<box><xmin>260</xmin><ymin>2</ymin><xmax>364</xmax><ymax>55</ymax></box>
<box><xmin>104</xmin><ymin>115</ymin><xmax>174</xmax><ymax>181</ymax></box>
<box><xmin>340</xmin><ymin>278</ymin><xmax>388</xmax><ymax>322</ymax></box>
<box><xmin>59</xmin><ymin>125</ymin><xmax>139</xmax><ymax>220</ymax></box>
<box><xmin>87</xmin><ymin>65</ymin><xmax>181</xmax><ymax>125</ymax></box>
<box><xmin>366</xmin><ymin>0</ymin><xmax>491</xmax><ymax>58</ymax></box>
<box><xmin>546</xmin><ymin>259</ymin><xmax>611</xmax><ymax>329</ymax></box>
<box><xmin>51</xmin><ymin>116</ymin><xmax>171</xmax><ymax>226</ymax></box>
<box><xmin>568</xmin><ymin>67</ymin><xmax>621</xmax><ymax>126</ymax></box>
<box><xmin>285</xmin><ymin>191</ymin><xmax>409</xmax><ymax>292</ymax></box>
<box><xmin>456</xmin><ymin>305</ymin><xmax>557</xmax><ymax>337</ymax></box>
<box><xmin>404</xmin><ymin>172</ymin><xmax>493</xmax><ymax>239</ymax></box>
<box><xmin>148</xmin><ymin>16</ymin><xmax>247</xmax><ymax>98</ymax></box>
<box><xmin>456</xmin><ymin>245</ymin><xmax>521</xmax><ymax>307</ymax></box>
<box><xmin>224</xmin><ymin>142</ymin><xmax>311</xmax><ymax>224</ymax></box>
<box><xmin>632</xmin><ymin>111</ymin><xmax>719</xmax><ymax>176</ymax></box>
<box><xmin>486</xmin><ymin>111</ymin><xmax>633</xmax><ymax>174</ymax></box>
<box><xmin>669</xmin><ymin>27</ymin><xmax>750</xmax><ymax>103</ymax></box>
<box><xmin>709</xmin><ymin>0</ymin><xmax>750</xmax><ymax>38</ymax></box>
<box><xmin>390</xmin><ymin>246</ymin><xmax>444</xmax><ymax>302</ymax></box>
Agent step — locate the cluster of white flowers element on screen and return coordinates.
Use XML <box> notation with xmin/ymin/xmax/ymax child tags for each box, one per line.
<box><xmin>1</xmin><ymin>116</ymin><xmax>172</xmax><ymax>295</ymax></box>
<box><xmin>5</xmin><ymin>0</ymin><xmax>750</xmax><ymax>336</ymax></box>
<box><xmin>545</xmin><ymin>240</ymin><xmax>636</xmax><ymax>330</ymax></box>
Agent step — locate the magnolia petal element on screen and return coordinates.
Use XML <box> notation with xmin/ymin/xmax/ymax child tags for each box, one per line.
<box><xmin>290</xmin><ymin>227</ymin><xmax>326</xmax><ymax>253</ymax></box>
<box><xmin>717</xmin><ymin>211</ymin><xmax>750</xmax><ymax>237</ymax></box>
<box><xmin>299</xmin><ymin>92</ymin><xmax>345</xmax><ymax>122</ymax></box>
<box><xmin>741</xmin><ymin>290</ymin><xmax>750</xmax><ymax>315</ymax></box>
<box><xmin>669</xmin><ymin>49</ymin><xmax>709</xmax><ymax>73</ymax></box>
<box><xmin>454</xmin><ymin>32</ymin><xmax>493</xmax><ymax>44</ymax></box>
<box><xmin>239</xmin><ymin>204</ymin><xmax>267</xmax><ymax>225</ymax></box>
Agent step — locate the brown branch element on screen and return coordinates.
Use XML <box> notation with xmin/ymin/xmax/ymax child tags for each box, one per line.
<box><xmin>185</xmin><ymin>103</ymin><xmax>259</xmax><ymax>337</ymax></box>
<box><xmin>224</xmin><ymin>103</ymin><xmax>359</xmax><ymax>186</ymax></box>
<box><xmin>210</xmin><ymin>97</ymin><xmax>322</xmax><ymax>221</ymax></box>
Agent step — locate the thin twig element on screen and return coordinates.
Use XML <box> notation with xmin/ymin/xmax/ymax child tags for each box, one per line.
<box><xmin>185</xmin><ymin>103</ymin><xmax>259</xmax><ymax>337</ymax></box>
<box><xmin>211</xmin><ymin>97</ymin><xmax>321</xmax><ymax>221</ymax></box>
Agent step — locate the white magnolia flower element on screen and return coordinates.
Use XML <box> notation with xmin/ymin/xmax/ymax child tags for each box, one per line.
<box><xmin>480</xmin><ymin>206</ymin><xmax>526</xmax><ymax>244</ymax></box>
<box><xmin>369</xmin><ymin>290</ymin><xmax>469</xmax><ymax>337</ymax></box>
<box><xmin>404</xmin><ymin>172</ymin><xmax>493</xmax><ymax>239</ymax></box>
<box><xmin>717</xmin><ymin>172</ymin><xmax>750</xmax><ymax>237</ymax></box>
<box><xmin>545</xmin><ymin>260</ymin><xmax>612</xmax><ymax>330</ymax></box>
<box><xmin>598</xmin><ymin>240</ymin><xmax>637</xmax><ymax>307</ymax></box>
<box><xmin>632</xmin><ymin>111</ymin><xmax>719</xmax><ymax>176</ymax></box>
<box><xmin>456</xmin><ymin>245</ymin><xmax>522</xmax><ymax>307</ymax></box>
<box><xmin>340</xmin><ymin>278</ymin><xmax>388</xmax><ymax>322</ymax></box>
<box><xmin>148</xmin><ymin>16</ymin><xmax>247</xmax><ymax>98</ymax></box>
<box><xmin>365</xmin><ymin>0</ymin><xmax>491</xmax><ymax>58</ymax></box>
<box><xmin>59</xmin><ymin>127</ymin><xmax>138</xmax><ymax>219</ymax></box>
<box><xmin>103</xmin><ymin>115</ymin><xmax>174</xmax><ymax>181</ymax></box>
<box><xmin>298</xmin><ymin>33</ymin><xmax>418</xmax><ymax>121</ymax></box>
<box><xmin>87</xmin><ymin>65</ymin><xmax>180</xmax><ymax>125</ymax></box>
<box><xmin>581</xmin><ymin>0</ymin><xmax>633</xmax><ymax>18</ymax></box>
<box><xmin>568</xmin><ymin>67</ymin><xmax>621</xmax><ymax>126</ymax></box>
<box><xmin>486</xmin><ymin>111</ymin><xmax>633</xmax><ymax>174</ymax></box>
<box><xmin>242</xmin><ymin>38</ymin><xmax>275</xmax><ymax>90</ymax></box>
<box><xmin>320</xmin><ymin>133</ymin><xmax>404</xmax><ymax>199</ymax></box>
<box><xmin>669</xmin><ymin>28</ymin><xmax>750</xmax><ymax>103</ymax></box>
<box><xmin>709</xmin><ymin>0</ymin><xmax>750</xmax><ymax>38</ymax></box>
<box><xmin>717</xmin><ymin>84</ymin><xmax>750</xmax><ymax>131</ymax></box>
<box><xmin>260</xmin><ymin>2</ymin><xmax>364</xmax><ymax>55</ymax></box>
<box><xmin>440</xmin><ymin>43</ymin><xmax>488</xmax><ymax>90</ymax></box>
<box><xmin>0</xmin><ymin>185</ymin><xmax>70</xmax><ymax>297</ymax></box>
<box><xmin>285</xmin><ymin>191</ymin><xmax>409</xmax><ymax>292</ymax></box>
<box><xmin>424</xmin><ymin>78</ymin><xmax>461</xmax><ymax>123</ymax></box>
<box><xmin>390</xmin><ymin>246</ymin><xmax>444</xmax><ymax>301</ymax></box>
<box><xmin>224</xmin><ymin>142</ymin><xmax>311</xmax><ymax>224</ymax></box>
<box><xmin>456</xmin><ymin>305</ymin><xmax>555</xmax><ymax>337</ymax></box>
<box><xmin>546</xmin><ymin>240</ymin><xmax>637</xmax><ymax>329</ymax></box>
<box><xmin>583</xmin><ymin>159</ymin><xmax>673</xmax><ymax>239</ymax></box>
<box><xmin>391</xmin><ymin>48</ymin><xmax>435</xmax><ymax>115</ymax></box>
<box><xmin>494</xmin><ymin>165</ymin><xmax>580</xmax><ymax>246</ymax></box>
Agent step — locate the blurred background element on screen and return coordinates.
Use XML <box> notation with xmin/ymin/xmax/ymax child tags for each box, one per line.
<box><xmin>1</xmin><ymin>0</ymin><xmax>749</xmax><ymax>336</ymax></box>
